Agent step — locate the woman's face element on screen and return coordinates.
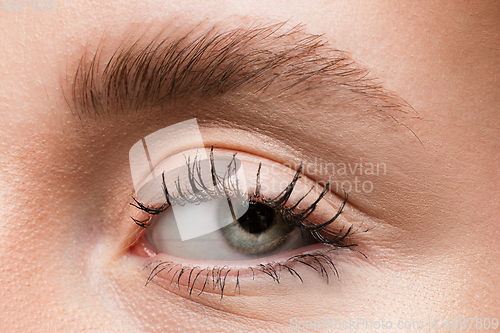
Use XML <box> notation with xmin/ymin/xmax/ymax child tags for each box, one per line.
<box><xmin>0</xmin><ymin>1</ymin><xmax>498</xmax><ymax>332</ymax></box>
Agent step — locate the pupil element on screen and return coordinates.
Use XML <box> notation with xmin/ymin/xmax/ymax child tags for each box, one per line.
<box><xmin>237</xmin><ymin>202</ymin><xmax>275</xmax><ymax>234</ymax></box>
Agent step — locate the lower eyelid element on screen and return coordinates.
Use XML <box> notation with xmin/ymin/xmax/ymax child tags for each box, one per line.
<box><xmin>129</xmin><ymin>243</ymin><xmax>341</xmax><ymax>298</ymax></box>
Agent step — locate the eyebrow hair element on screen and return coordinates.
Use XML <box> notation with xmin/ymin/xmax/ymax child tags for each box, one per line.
<box><xmin>68</xmin><ymin>22</ymin><xmax>410</xmax><ymax>119</ymax></box>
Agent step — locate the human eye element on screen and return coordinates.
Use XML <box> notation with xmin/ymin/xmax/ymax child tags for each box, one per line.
<box><xmin>127</xmin><ymin>121</ymin><xmax>363</xmax><ymax>300</ymax></box>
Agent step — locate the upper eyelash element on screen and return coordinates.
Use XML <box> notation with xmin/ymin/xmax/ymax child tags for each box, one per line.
<box><xmin>130</xmin><ymin>147</ymin><xmax>356</xmax><ymax>248</ymax></box>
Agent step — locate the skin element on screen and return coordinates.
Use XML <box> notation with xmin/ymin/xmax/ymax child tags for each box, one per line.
<box><xmin>0</xmin><ymin>1</ymin><xmax>499</xmax><ymax>332</ymax></box>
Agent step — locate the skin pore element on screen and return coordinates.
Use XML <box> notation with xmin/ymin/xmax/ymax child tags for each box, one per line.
<box><xmin>0</xmin><ymin>1</ymin><xmax>499</xmax><ymax>332</ymax></box>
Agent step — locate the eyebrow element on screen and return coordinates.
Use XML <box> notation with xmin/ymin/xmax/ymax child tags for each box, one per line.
<box><xmin>68</xmin><ymin>22</ymin><xmax>410</xmax><ymax>119</ymax></box>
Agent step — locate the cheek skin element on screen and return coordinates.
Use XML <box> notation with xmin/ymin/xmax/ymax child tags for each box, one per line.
<box><xmin>0</xmin><ymin>0</ymin><xmax>498</xmax><ymax>331</ymax></box>
<box><xmin>0</xmin><ymin>136</ymin><xmax>141</xmax><ymax>331</ymax></box>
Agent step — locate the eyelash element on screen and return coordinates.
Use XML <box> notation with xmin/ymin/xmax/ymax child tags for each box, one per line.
<box><xmin>129</xmin><ymin>147</ymin><xmax>363</xmax><ymax>298</ymax></box>
<box><xmin>142</xmin><ymin>252</ymin><xmax>340</xmax><ymax>300</ymax></box>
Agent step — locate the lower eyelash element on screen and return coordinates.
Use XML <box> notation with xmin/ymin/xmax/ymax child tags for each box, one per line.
<box><xmin>142</xmin><ymin>250</ymin><xmax>341</xmax><ymax>300</ymax></box>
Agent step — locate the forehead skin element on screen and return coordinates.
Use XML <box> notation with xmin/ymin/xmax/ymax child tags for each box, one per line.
<box><xmin>0</xmin><ymin>1</ymin><xmax>499</xmax><ymax>332</ymax></box>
